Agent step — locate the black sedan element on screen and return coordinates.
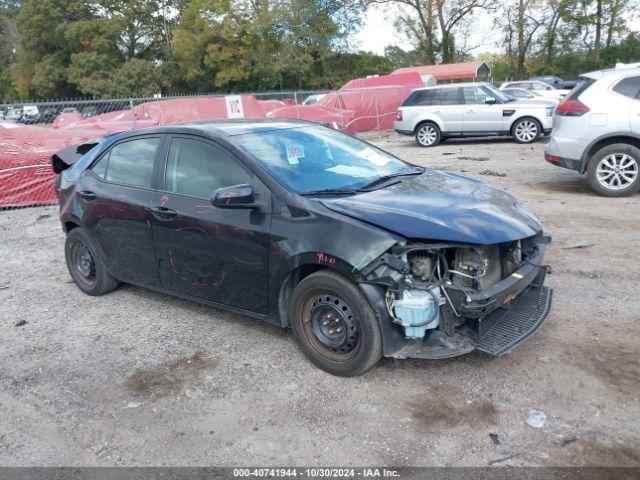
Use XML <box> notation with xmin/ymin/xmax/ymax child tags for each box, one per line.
<box><xmin>53</xmin><ymin>120</ymin><xmax>552</xmax><ymax>376</ymax></box>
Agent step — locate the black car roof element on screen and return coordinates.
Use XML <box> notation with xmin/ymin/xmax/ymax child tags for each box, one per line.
<box><xmin>117</xmin><ymin>118</ymin><xmax>314</xmax><ymax>139</ymax></box>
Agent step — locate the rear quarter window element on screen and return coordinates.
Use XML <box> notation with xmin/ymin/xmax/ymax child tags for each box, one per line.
<box><xmin>567</xmin><ymin>78</ymin><xmax>596</xmax><ymax>100</ymax></box>
<box><xmin>402</xmin><ymin>90</ymin><xmax>435</xmax><ymax>106</ymax></box>
<box><xmin>612</xmin><ymin>76</ymin><xmax>640</xmax><ymax>99</ymax></box>
<box><xmin>91</xmin><ymin>137</ymin><xmax>161</xmax><ymax>188</ymax></box>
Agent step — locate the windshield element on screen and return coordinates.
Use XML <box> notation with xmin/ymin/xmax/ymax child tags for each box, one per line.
<box><xmin>232</xmin><ymin>126</ymin><xmax>412</xmax><ymax>194</ymax></box>
<box><xmin>484</xmin><ymin>85</ymin><xmax>511</xmax><ymax>103</ymax></box>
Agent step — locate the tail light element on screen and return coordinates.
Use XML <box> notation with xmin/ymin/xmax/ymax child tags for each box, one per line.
<box><xmin>396</xmin><ymin>110</ymin><xmax>403</xmax><ymax>121</ymax></box>
<box><xmin>555</xmin><ymin>99</ymin><xmax>590</xmax><ymax>116</ymax></box>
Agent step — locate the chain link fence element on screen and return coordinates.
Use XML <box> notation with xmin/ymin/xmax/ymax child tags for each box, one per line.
<box><xmin>0</xmin><ymin>86</ymin><xmax>415</xmax><ymax>210</ymax></box>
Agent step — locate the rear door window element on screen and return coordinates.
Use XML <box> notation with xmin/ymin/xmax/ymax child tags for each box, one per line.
<box><xmin>613</xmin><ymin>76</ymin><xmax>640</xmax><ymax>99</ymax></box>
<box><xmin>164</xmin><ymin>137</ymin><xmax>252</xmax><ymax>199</ymax></box>
<box><xmin>432</xmin><ymin>88</ymin><xmax>460</xmax><ymax>105</ymax></box>
<box><xmin>91</xmin><ymin>137</ymin><xmax>161</xmax><ymax>188</ymax></box>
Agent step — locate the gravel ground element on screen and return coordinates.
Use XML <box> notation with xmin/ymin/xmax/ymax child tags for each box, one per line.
<box><xmin>0</xmin><ymin>133</ymin><xmax>639</xmax><ymax>467</ymax></box>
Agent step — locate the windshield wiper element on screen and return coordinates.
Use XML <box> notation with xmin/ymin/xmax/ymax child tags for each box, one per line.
<box><xmin>358</xmin><ymin>167</ymin><xmax>425</xmax><ymax>191</ymax></box>
<box><xmin>300</xmin><ymin>188</ymin><xmax>358</xmax><ymax>197</ymax></box>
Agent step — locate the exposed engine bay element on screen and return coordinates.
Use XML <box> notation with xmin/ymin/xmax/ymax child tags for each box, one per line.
<box><xmin>361</xmin><ymin>233</ymin><xmax>551</xmax><ymax>357</ymax></box>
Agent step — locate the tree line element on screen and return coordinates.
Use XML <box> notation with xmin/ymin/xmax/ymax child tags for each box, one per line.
<box><xmin>0</xmin><ymin>0</ymin><xmax>638</xmax><ymax>101</ymax></box>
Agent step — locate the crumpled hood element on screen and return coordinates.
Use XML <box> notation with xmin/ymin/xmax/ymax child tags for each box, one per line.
<box><xmin>321</xmin><ymin>170</ymin><xmax>542</xmax><ymax>244</ymax></box>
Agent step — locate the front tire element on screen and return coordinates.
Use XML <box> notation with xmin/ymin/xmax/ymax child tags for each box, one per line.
<box><xmin>415</xmin><ymin>122</ymin><xmax>441</xmax><ymax>147</ymax></box>
<box><xmin>587</xmin><ymin>144</ymin><xmax>640</xmax><ymax>197</ymax></box>
<box><xmin>65</xmin><ymin>228</ymin><xmax>119</xmax><ymax>296</ymax></box>
<box><xmin>512</xmin><ymin>117</ymin><xmax>541</xmax><ymax>144</ymax></box>
<box><xmin>289</xmin><ymin>270</ymin><xmax>383</xmax><ymax>376</ymax></box>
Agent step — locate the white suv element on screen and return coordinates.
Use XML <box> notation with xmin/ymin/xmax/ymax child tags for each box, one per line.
<box><xmin>545</xmin><ymin>63</ymin><xmax>640</xmax><ymax>197</ymax></box>
<box><xmin>394</xmin><ymin>83</ymin><xmax>554</xmax><ymax>147</ymax></box>
<box><xmin>500</xmin><ymin>80</ymin><xmax>566</xmax><ymax>101</ymax></box>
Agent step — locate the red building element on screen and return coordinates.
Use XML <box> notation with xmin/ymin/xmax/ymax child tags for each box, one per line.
<box><xmin>393</xmin><ymin>61</ymin><xmax>491</xmax><ymax>83</ymax></box>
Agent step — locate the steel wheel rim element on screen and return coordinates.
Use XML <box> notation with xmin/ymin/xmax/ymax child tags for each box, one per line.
<box><xmin>515</xmin><ymin>120</ymin><xmax>538</xmax><ymax>142</ymax></box>
<box><xmin>72</xmin><ymin>241</ymin><xmax>96</xmax><ymax>285</ymax></box>
<box><xmin>301</xmin><ymin>292</ymin><xmax>361</xmax><ymax>362</ymax></box>
<box><xmin>417</xmin><ymin>125</ymin><xmax>437</xmax><ymax>145</ymax></box>
<box><xmin>596</xmin><ymin>153</ymin><xmax>639</xmax><ymax>190</ymax></box>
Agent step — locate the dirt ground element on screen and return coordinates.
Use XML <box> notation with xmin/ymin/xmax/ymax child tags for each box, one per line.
<box><xmin>0</xmin><ymin>132</ymin><xmax>638</xmax><ymax>467</ymax></box>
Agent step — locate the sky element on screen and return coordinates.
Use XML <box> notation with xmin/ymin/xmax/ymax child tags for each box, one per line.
<box><xmin>353</xmin><ymin>3</ymin><xmax>640</xmax><ymax>58</ymax></box>
<box><xmin>352</xmin><ymin>3</ymin><xmax>502</xmax><ymax>57</ymax></box>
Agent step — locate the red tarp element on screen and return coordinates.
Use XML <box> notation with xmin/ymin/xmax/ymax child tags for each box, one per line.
<box><xmin>267</xmin><ymin>72</ymin><xmax>423</xmax><ymax>133</ymax></box>
<box><xmin>0</xmin><ymin>96</ymin><xmax>287</xmax><ymax>207</ymax></box>
<box><xmin>0</xmin><ymin>123</ymin><xmax>115</xmax><ymax>207</ymax></box>
<box><xmin>1</xmin><ymin>74</ymin><xmax>424</xmax><ymax>208</ymax></box>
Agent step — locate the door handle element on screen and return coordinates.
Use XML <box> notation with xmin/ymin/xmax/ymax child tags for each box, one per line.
<box><xmin>78</xmin><ymin>190</ymin><xmax>96</xmax><ymax>201</ymax></box>
<box><xmin>151</xmin><ymin>206</ymin><xmax>177</xmax><ymax>220</ymax></box>
<box><xmin>466</xmin><ymin>110</ymin><xmax>475</xmax><ymax>113</ymax></box>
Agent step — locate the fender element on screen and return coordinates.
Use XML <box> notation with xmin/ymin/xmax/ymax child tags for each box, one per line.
<box><xmin>358</xmin><ymin>282</ymin><xmax>407</xmax><ymax>357</ymax></box>
<box><xmin>275</xmin><ymin>250</ymin><xmax>387</xmax><ymax>327</ymax></box>
<box><xmin>579</xmin><ymin>131</ymin><xmax>640</xmax><ymax>173</ymax></box>
<box><xmin>414</xmin><ymin>116</ymin><xmax>444</xmax><ymax>133</ymax></box>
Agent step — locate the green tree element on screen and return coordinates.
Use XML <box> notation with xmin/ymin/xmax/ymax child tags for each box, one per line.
<box><xmin>384</xmin><ymin>45</ymin><xmax>423</xmax><ymax>68</ymax></box>
<box><xmin>171</xmin><ymin>0</ymin><xmax>367</xmax><ymax>92</ymax></box>
<box><xmin>14</xmin><ymin>0</ymin><xmax>95</xmax><ymax>97</ymax></box>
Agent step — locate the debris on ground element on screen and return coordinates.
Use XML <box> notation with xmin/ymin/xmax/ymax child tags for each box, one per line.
<box><xmin>560</xmin><ymin>436</ymin><xmax>577</xmax><ymax>447</ymax></box>
<box><xmin>479</xmin><ymin>169</ymin><xmax>507</xmax><ymax>177</ymax></box>
<box><xmin>0</xmin><ymin>283</ymin><xmax>9</xmax><ymax>290</ymax></box>
<box><xmin>441</xmin><ymin>152</ymin><xmax>455</xmax><ymax>155</ymax></box>
<box><xmin>457</xmin><ymin>155</ymin><xmax>489</xmax><ymax>161</ymax></box>
<box><xmin>524</xmin><ymin>409</ymin><xmax>547</xmax><ymax>428</ymax></box>
<box><xmin>124</xmin><ymin>401</ymin><xmax>144</xmax><ymax>409</ymax></box>
<box><xmin>36</xmin><ymin>213</ymin><xmax>51</xmax><ymax>221</ymax></box>
<box><xmin>488</xmin><ymin>452</ymin><xmax>520</xmax><ymax>465</ymax></box>
<box><xmin>489</xmin><ymin>433</ymin><xmax>501</xmax><ymax>445</ymax></box>
<box><xmin>15</xmin><ymin>320</ymin><xmax>27</xmax><ymax>327</ymax></box>
<box><xmin>562</xmin><ymin>242</ymin><xmax>594</xmax><ymax>250</ymax></box>
<box><xmin>593</xmin><ymin>353</ymin><xmax>606</xmax><ymax>364</ymax></box>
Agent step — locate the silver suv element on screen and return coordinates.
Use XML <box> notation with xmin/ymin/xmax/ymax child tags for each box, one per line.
<box><xmin>394</xmin><ymin>83</ymin><xmax>554</xmax><ymax>147</ymax></box>
<box><xmin>545</xmin><ymin>63</ymin><xmax>640</xmax><ymax>197</ymax></box>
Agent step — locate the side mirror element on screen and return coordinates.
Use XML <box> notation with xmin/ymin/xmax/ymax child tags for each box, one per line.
<box><xmin>484</xmin><ymin>96</ymin><xmax>497</xmax><ymax>105</ymax></box>
<box><xmin>211</xmin><ymin>184</ymin><xmax>260</xmax><ymax>209</ymax></box>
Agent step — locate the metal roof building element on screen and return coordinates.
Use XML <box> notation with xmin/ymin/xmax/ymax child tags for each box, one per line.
<box><xmin>393</xmin><ymin>61</ymin><xmax>491</xmax><ymax>82</ymax></box>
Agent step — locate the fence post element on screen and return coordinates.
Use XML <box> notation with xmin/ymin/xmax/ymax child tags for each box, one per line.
<box><xmin>374</xmin><ymin>88</ymin><xmax>380</xmax><ymax>131</ymax></box>
<box><xmin>338</xmin><ymin>91</ymin><xmax>344</xmax><ymax>131</ymax></box>
<box><xmin>294</xmin><ymin>91</ymin><xmax>300</xmax><ymax>119</ymax></box>
<box><xmin>129</xmin><ymin>98</ymin><xmax>136</xmax><ymax>130</ymax></box>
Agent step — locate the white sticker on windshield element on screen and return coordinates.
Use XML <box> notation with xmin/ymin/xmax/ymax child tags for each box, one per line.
<box><xmin>285</xmin><ymin>140</ymin><xmax>304</xmax><ymax>165</ymax></box>
<box><xmin>359</xmin><ymin>147</ymin><xmax>390</xmax><ymax>166</ymax></box>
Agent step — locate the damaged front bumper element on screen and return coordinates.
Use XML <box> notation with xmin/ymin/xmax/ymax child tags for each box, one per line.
<box><xmin>392</xmin><ymin>268</ymin><xmax>552</xmax><ymax>359</ymax></box>
<box><xmin>359</xmin><ymin>236</ymin><xmax>553</xmax><ymax>360</ymax></box>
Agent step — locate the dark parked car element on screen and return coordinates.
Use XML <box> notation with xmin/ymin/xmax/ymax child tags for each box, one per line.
<box><xmin>530</xmin><ymin>75</ymin><xmax>578</xmax><ymax>90</ymax></box>
<box><xmin>52</xmin><ymin>120</ymin><xmax>552</xmax><ymax>376</ymax></box>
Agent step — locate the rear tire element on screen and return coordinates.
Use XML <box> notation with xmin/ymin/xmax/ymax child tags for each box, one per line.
<box><xmin>415</xmin><ymin>122</ymin><xmax>441</xmax><ymax>147</ymax></box>
<box><xmin>512</xmin><ymin>117</ymin><xmax>541</xmax><ymax>144</ymax></box>
<box><xmin>586</xmin><ymin>144</ymin><xmax>640</xmax><ymax>197</ymax></box>
<box><xmin>289</xmin><ymin>270</ymin><xmax>383</xmax><ymax>376</ymax></box>
<box><xmin>65</xmin><ymin>228</ymin><xmax>119</xmax><ymax>296</ymax></box>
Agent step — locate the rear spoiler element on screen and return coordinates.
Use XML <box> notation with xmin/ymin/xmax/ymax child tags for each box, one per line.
<box><xmin>51</xmin><ymin>140</ymin><xmax>103</xmax><ymax>174</ymax></box>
